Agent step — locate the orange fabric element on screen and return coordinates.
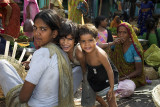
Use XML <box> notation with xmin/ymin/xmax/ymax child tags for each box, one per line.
<box><xmin>110</xmin><ymin>16</ymin><xmax>121</xmax><ymax>28</ymax></box>
<box><xmin>1</xmin><ymin>3</ymin><xmax>20</xmax><ymax>38</ymax></box>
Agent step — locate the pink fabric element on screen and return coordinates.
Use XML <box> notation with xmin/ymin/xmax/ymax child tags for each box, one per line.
<box><xmin>0</xmin><ymin>0</ymin><xmax>9</xmax><ymax>3</ymax></box>
<box><xmin>22</xmin><ymin>0</ymin><xmax>39</xmax><ymax>26</ymax></box>
<box><xmin>116</xmin><ymin>79</ymin><xmax>136</xmax><ymax>98</ymax></box>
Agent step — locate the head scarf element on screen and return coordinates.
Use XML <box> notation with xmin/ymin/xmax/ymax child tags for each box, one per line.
<box><xmin>110</xmin><ymin>16</ymin><xmax>122</xmax><ymax>28</ymax></box>
<box><xmin>117</xmin><ymin>22</ymin><xmax>144</xmax><ymax>59</ymax></box>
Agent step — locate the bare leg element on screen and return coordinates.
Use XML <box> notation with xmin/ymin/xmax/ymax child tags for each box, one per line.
<box><xmin>96</xmin><ymin>95</ymin><xmax>108</xmax><ymax>107</ymax></box>
<box><xmin>106</xmin><ymin>92</ymin><xmax>117</xmax><ymax>107</ymax></box>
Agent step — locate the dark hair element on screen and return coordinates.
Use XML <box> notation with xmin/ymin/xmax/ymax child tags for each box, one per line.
<box><xmin>59</xmin><ymin>19</ymin><xmax>78</xmax><ymax>44</ymax></box>
<box><xmin>34</xmin><ymin>9</ymin><xmax>61</xmax><ymax>42</ymax></box>
<box><xmin>78</xmin><ymin>23</ymin><xmax>98</xmax><ymax>40</ymax></box>
<box><xmin>34</xmin><ymin>9</ymin><xmax>61</xmax><ymax>31</ymax></box>
<box><xmin>94</xmin><ymin>15</ymin><xmax>106</xmax><ymax>28</ymax></box>
<box><xmin>144</xmin><ymin>0</ymin><xmax>149</xmax><ymax>3</ymax></box>
<box><xmin>145</xmin><ymin>17</ymin><xmax>160</xmax><ymax>47</ymax></box>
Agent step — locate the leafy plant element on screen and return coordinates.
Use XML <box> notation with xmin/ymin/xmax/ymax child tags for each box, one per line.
<box><xmin>108</xmin><ymin>27</ymin><xmax>117</xmax><ymax>35</ymax></box>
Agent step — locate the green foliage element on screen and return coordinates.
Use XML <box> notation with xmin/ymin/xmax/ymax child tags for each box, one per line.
<box><xmin>108</xmin><ymin>27</ymin><xmax>117</xmax><ymax>35</ymax></box>
<box><xmin>18</xmin><ymin>35</ymin><xmax>29</xmax><ymax>40</ymax></box>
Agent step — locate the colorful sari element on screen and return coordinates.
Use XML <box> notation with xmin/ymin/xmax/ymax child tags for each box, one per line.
<box><xmin>22</xmin><ymin>0</ymin><xmax>39</xmax><ymax>25</ymax></box>
<box><xmin>68</xmin><ymin>0</ymin><xmax>84</xmax><ymax>24</ymax></box>
<box><xmin>1</xmin><ymin>3</ymin><xmax>20</xmax><ymax>38</ymax></box>
<box><xmin>137</xmin><ymin>1</ymin><xmax>154</xmax><ymax>36</ymax></box>
<box><xmin>22</xmin><ymin>0</ymin><xmax>39</xmax><ymax>38</ymax></box>
<box><xmin>109</xmin><ymin>22</ymin><xmax>146</xmax><ymax>87</ymax></box>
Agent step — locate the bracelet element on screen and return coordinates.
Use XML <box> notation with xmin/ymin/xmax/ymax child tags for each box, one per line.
<box><xmin>108</xmin><ymin>42</ymin><xmax>110</xmax><ymax>48</ymax></box>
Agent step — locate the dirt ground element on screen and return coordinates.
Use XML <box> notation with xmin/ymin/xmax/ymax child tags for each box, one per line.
<box><xmin>0</xmin><ymin>79</ymin><xmax>159</xmax><ymax>107</ymax></box>
<box><xmin>74</xmin><ymin>79</ymin><xmax>160</xmax><ymax>107</ymax></box>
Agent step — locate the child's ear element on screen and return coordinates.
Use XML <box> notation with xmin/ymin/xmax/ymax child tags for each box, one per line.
<box><xmin>52</xmin><ymin>30</ymin><xmax>58</xmax><ymax>38</ymax></box>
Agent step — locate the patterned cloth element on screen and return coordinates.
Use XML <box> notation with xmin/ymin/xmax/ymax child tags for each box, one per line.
<box><xmin>97</xmin><ymin>30</ymin><xmax>108</xmax><ymax>43</ymax></box>
<box><xmin>108</xmin><ymin>22</ymin><xmax>146</xmax><ymax>87</ymax></box>
<box><xmin>22</xmin><ymin>0</ymin><xmax>40</xmax><ymax>26</ymax></box>
<box><xmin>137</xmin><ymin>1</ymin><xmax>154</xmax><ymax>36</ymax></box>
<box><xmin>68</xmin><ymin>0</ymin><xmax>84</xmax><ymax>24</ymax></box>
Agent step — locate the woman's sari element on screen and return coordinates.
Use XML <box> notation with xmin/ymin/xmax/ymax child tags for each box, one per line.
<box><xmin>137</xmin><ymin>1</ymin><xmax>154</xmax><ymax>36</ymax></box>
<box><xmin>1</xmin><ymin>3</ymin><xmax>20</xmax><ymax>38</ymax></box>
<box><xmin>68</xmin><ymin>0</ymin><xmax>84</xmax><ymax>24</ymax></box>
<box><xmin>109</xmin><ymin>22</ymin><xmax>146</xmax><ymax>87</ymax></box>
<box><xmin>22</xmin><ymin>0</ymin><xmax>39</xmax><ymax>25</ymax></box>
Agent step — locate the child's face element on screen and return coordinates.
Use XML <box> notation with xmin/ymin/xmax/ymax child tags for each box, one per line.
<box><xmin>59</xmin><ymin>34</ymin><xmax>75</xmax><ymax>53</ymax></box>
<box><xmin>100</xmin><ymin>19</ymin><xmax>108</xmax><ymax>28</ymax></box>
<box><xmin>33</xmin><ymin>18</ymin><xmax>55</xmax><ymax>47</ymax></box>
<box><xmin>79</xmin><ymin>34</ymin><xmax>97</xmax><ymax>53</ymax></box>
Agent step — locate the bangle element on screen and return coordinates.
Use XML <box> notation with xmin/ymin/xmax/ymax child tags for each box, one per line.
<box><xmin>108</xmin><ymin>42</ymin><xmax>110</xmax><ymax>48</ymax></box>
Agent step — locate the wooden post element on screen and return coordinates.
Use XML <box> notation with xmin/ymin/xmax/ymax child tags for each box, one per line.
<box><xmin>99</xmin><ymin>0</ymin><xmax>102</xmax><ymax>16</ymax></box>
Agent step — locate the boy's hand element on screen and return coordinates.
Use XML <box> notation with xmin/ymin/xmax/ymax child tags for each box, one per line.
<box><xmin>107</xmin><ymin>88</ymin><xmax>114</xmax><ymax>101</ymax></box>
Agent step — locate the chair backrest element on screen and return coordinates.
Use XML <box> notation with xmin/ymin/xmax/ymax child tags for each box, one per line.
<box><xmin>4</xmin><ymin>41</ymin><xmax>32</xmax><ymax>63</ymax></box>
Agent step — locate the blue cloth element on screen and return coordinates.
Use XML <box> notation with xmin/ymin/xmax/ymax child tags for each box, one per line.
<box><xmin>0</xmin><ymin>36</ymin><xmax>6</xmax><ymax>54</ymax></box>
<box><xmin>124</xmin><ymin>44</ymin><xmax>142</xmax><ymax>63</ymax></box>
<box><xmin>137</xmin><ymin>1</ymin><xmax>154</xmax><ymax>36</ymax></box>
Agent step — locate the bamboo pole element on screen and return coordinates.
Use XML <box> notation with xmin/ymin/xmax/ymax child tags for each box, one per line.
<box><xmin>99</xmin><ymin>0</ymin><xmax>102</xmax><ymax>16</ymax></box>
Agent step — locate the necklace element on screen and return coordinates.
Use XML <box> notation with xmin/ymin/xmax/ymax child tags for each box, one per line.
<box><xmin>93</xmin><ymin>68</ymin><xmax>97</xmax><ymax>74</ymax></box>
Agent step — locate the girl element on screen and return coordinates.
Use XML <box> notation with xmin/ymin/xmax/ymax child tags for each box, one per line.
<box><xmin>58</xmin><ymin>20</ymin><xmax>83</xmax><ymax>94</ymax></box>
<box><xmin>0</xmin><ymin>9</ymin><xmax>74</xmax><ymax>107</ymax></box>
<box><xmin>78</xmin><ymin>23</ymin><xmax>118</xmax><ymax>107</ymax></box>
<box><xmin>95</xmin><ymin>15</ymin><xmax>114</xmax><ymax>49</ymax></box>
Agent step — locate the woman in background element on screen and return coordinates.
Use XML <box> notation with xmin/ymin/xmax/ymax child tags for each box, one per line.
<box><xmin>137</xmin><ymin>0</ymin><xmax>154</xmax><ymax>36</ymax></box>
<box><xmin>110</xmin><ymin>15</ymin><xmax>121</xmax><ymax>28</ymax></box>
<box><xmin>22</xmin><ymin>0</ymin><xmax>40</xmax><ymax>38</ymax></box>
<box><xmin>0</xmin><ymin>1</ymin><xmax>20</xmax><ymax>38</ymax></box>
<box><xmin>109</xmin><ymin>22</ymin><xmax>146</xmax><ymax>97</ymax></box>
<box><xmin>142</xmin><ymin>17</ymin><xmax>160</xmax><ymax>48</ymax></box>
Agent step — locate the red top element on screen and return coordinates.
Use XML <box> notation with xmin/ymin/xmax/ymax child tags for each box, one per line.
<box><xmin>0</xmin><ymin>3</ymin><xmax>8</xmax><ymax>7</ymax></box>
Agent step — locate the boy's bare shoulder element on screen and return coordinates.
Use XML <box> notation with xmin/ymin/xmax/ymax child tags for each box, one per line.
<box><xmin>97</xmin><ymin>46</ymin><xmax>107</xmax><ymax>57</ymax></box>
<box><xmin>75</xmin><ymin>45</ymin><xmax>84</xmax><ymax>59</ymax></box>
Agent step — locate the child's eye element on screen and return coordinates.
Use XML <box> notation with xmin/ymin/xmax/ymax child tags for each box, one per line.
<box><xmin>68</xmin><ymin>38</ymin><xmax>73</xmax><ymax>40</ymax></box>
<box><xmin>40</xmin><ymin>27</ymin><xmax>46</xmax><ymax>31</ymax></box>
<box><xmin>33</xmin><ymin>26</ymin><xmax>37</xmax><ymax>30</ymax></box>
<box><xmin>89</xmin><ymin>39</ymin><xmax>93</xmax><ymax>42</ymax></box>
<box><xmin>81</xmin><ymin>40</ymin><xmax>85</xmax><ymax>43</ymax></box>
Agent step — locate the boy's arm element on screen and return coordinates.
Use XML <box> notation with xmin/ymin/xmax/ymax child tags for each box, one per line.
<box><xmin>99</xmin><ymin>50</ymin><xmax>114</xmax><ymax>89</ymax></box>
<box><xmin>76</xmin><ymin>46</ymin><xmax>86</xmax><ymax>78</ymax></box>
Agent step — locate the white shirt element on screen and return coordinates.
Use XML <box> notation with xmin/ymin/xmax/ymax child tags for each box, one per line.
<box><xmin>25</xmin><ymin>47</ymin><xmax>59</xmax><ymax>107</ymax></box>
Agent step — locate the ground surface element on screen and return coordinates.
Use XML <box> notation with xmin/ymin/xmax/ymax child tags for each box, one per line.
<box><xmin>74</xmin><ymin>79</ymin><xmax>160</xmax><ymax>107</ymax></box>
<box><xmin>0</xmin><ymin>79</ymin><xmax>159</xmax><ymax>107</ymax></box>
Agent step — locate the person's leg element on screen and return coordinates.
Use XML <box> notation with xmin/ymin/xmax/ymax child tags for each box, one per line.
<box><xmin>96</xmin><ymin>95</ymin><xmax>108</xmax><ymax>107</ymax></box>
<box><xmin>0</xmin><ymin>60</ymin><xmax>23</xmax><ymax>96</ymax></box>
<box><xmin>72</xmin><ymin>66</ymin><xmax>83</xmax><ymax>94</ymax></box>
<box><xmin>107</xmin><ymin>92</ymin><xmax>117</xmax><ymax>107</ymax></box>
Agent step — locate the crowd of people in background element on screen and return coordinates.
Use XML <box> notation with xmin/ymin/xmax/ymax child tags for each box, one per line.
<box><xmin>0</xmin><ymin>0</ymin><xmax>160</xmax><ymax>107</ymax></box>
